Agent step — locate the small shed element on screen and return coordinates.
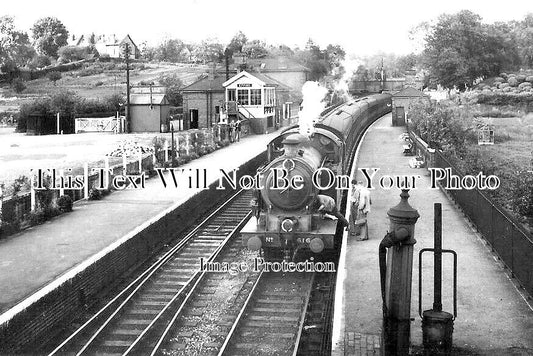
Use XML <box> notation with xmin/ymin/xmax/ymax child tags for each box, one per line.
<box><xmin>391</xmin><ymin>87</ymin><xmax>429</xmax><ymax>126</ymax></box>
<box><xmin>129</xmin><ymin>93</ymin><xmax>170</xmax><ymax>132</ymax></box>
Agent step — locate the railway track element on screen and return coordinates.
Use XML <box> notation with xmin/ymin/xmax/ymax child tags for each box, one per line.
<box><xmin>217</xmin><ymin>271</ymin><xmax>315</xmax><ymax>356</ymax></box>
<box><xmin>48</xmin><ymin>189</ymin><xmax>252</xmax><ymax>356</ymax></box>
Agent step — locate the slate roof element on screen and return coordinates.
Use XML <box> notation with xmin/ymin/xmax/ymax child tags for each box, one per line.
<box><xmin>392</xmin><ymin>86</ymin><xmax>426</xmax><ymax>97</ymax></box>
<box><xmin>222</xmin><ymin>71</ymin><xmax>292</xmax><ymax>91</ymax></box>
<box><xmin>181</xmin><ymin>75</ymin><xmax>226</xmax><ymax>92</ymax></box>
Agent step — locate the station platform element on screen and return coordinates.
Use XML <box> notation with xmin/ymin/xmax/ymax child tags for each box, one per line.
<box><xmin>332</xmin><ymin>114</ymin><xmax>533</xmax><ymax>355</ymax></box>
<box><xmin>0</xmin><ymin>131</ymin><xmax>278</xmax><ymax>347</ymax></box>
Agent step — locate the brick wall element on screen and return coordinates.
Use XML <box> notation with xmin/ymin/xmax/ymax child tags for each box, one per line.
<box><xmin>0</xmin><ymin>151</ymin><xmax>266</xmax><ymax>353</ymax></box>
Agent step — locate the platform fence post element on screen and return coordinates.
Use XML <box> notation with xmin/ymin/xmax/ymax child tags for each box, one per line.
<box><xmin>84</xmin><ymin>163</ymin><xmax>89</xmax><ymax>199</ymax></box>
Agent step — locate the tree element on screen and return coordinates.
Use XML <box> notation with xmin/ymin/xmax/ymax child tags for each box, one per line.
<box><xmin>155</xmin><ymin>39</ymin><xmax>186</xmax><ymax>63</ymax></box>
<box><xmin>325</xmin><ymin>44</ymin><xmax>346</xmax><ymax>68</ymax></box>
<box><xmin>396</xmin><ymin>53</ymin><xmax>419</xmax><ymax>73</ymax></box>
<box><xmin>197</xmin><ymin>38</ymin><xmax>224</xmax><ymax>63</ymax></box>
<box><xmin>11</xmin><ymin>78</ymin><xmax>25</xmax><ymax>93</ymax></box>
<box><xmin>31</xmin><ymin>17</ymin><xmax>68</xmax><ymax>57</ymax></box>
<box><xmin>50</xmin><ymin>90</ymin><xmax>79</xmax><ymax>117</ymax></box>
<box><xmin>242</xmin><ymin>39</ymin><xmax>269</xmax><ymax>59</ymax></box>
<box><xmin>0</xmin><ymin>16</ymin><xmax>35</xmax><ymax>71</ymax></box>
<box><xmin>354</xmin><ymin>65</ymin><xmax>370</xmax><ymax>81</ymax></box>
<box><xmin>158</xmin><ymin>73</ymin><xmax>183</xmax><ymax>106</ymax></box>
<box><xmin>295</xmin><ymin>39</ymin><xmax>344</xmax><ymax>81</ymax></box>
<box><xmin>512</xmin><ymin>14</ymin><xmax>533</xmax><ymax>67</ymax></box>
<box><xmin>47</xmin><ymin>71</ymin><xmax>62</xmax><ymax>85</ymax></box>
<box><xmin>419</xmin><ymin>10</ymin><xmax>519</xmax><ymax>89</ymax></box>
<box><xmin>105</xmin><ymin>93</ymin><xmax>126</xmax><ymax>112</ymax></box>
<box><xmin>227</xmin><ymin>31</ymin><xmax>247</xmax><ymax>55</ymax></box>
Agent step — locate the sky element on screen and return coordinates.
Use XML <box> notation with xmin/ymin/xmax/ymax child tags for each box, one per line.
<box><xmin>2</xmin><ymin>0</ymin><xmax>532</xmax><ymax>56</ymax></box>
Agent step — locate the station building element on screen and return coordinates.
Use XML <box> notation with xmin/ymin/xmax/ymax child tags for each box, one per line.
<box><xmin>391</xmin><ymin>86</ymin><xmax>429</xmax><ymax>126</ymax></box>
<box><xmin>181</xmin><ymin>67</ymin><xmax>301</xmax><ymax>134</ymax></box>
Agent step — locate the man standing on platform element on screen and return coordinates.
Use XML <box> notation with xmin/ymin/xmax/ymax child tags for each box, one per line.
<box><xmin>235</xmin><ymin>119</ymin><xmax>241</xmax><ymax>142</ymax></box>
<box><xmin>356</xmin><ymin>182</ymin><xmax>371</xmax><ymax>241</ymax></box>
<box><xmin>349</xmin><ymin>180</ymin><xmax>362</xmax><ymax>236</ymax></box>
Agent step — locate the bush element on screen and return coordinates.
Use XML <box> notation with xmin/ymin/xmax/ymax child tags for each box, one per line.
<box><xmin>18</xmin><ymin>97</ymin><xmax>52</xmax><ymax>132</ymax></box>
<box><xmin>47</xmin><ymin>71</ymin><xmax>62</xmax><ymax>84</ymax></box>
<box><xmin>408</xmin><ymin>99</ymin><xmax>471</xmax><ymax>156</ymax></box>
<box><xmin>30</xmin><ymin>55</ymin><xmax>51</xmax><ymax>69</ymax></box>
<box><xmin>27</xmin><ymin>209</ymin><xmax>46</xmax><ymax>225</ymax></box>
<box><xmin>57</xmin><ymin>195</ymin><xmax>73</xmax><ymax>212</ymax></box>
<box><xmin>58</xmin><ymin>45</ymin><xmax>89</xmax><ymax>62</ymax></box>
<box><xmin>515</xmin><ymin>74</ymin><xmax>526</xmax><ymax>83</ymax></box>
<box><xmin>11</xmin><ymin>78</ymin><xmax>26</xmax><ymax>93</ymax></box>
<box><xmin>78</xmin><ymin>66</ymin><xmax>103</xmax><ymax>77</ymax></box>
<box><xmin>88</xmin><ymin>188</ymin><xmax>102</xmax><ymax>200</ymax></box>
<box><xmin>99</xmin><ymin>53</ymin><xmax>111</xmax><ymax>62</ymax></box>
<box><xmin>511</xmin><ymin>171</ymin><xmax>533</xmax><ymax>219</ymax></box>
<box><xmin>507</xmin><ymin>77</ymin><xmax>518</xmax><ymax>87</ymax></box>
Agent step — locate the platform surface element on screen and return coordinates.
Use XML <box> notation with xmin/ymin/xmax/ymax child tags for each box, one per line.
<box><xmin>332</xmin><ymin>113</ymin><xmax>533</xmax><ymax>355</ymax></box>
<box><xmin>0</xmin><ymin>132</ymin><xmax>278</xmax><ymax>322</ymax></box>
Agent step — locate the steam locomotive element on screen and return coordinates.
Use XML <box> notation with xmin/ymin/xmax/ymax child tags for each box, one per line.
<box><xmin>241</xmin><ymin>94</ymin><xmax>392</xmax><ymax>260</ymax></box>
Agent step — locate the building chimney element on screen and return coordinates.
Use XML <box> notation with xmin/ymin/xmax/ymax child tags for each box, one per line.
<box><xmin>208</xmin><ymin>62</ymin><xmax>216</xmax><ymax>80</ymax></box>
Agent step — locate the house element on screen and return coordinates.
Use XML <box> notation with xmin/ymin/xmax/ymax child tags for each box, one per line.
<box><xmin>391</xmin><ymin>87</ymin><xmax>429</xmax><ymax>126</ymax></box>
<box><xmin>69</xmin><ymin>33</ymin><xmax>140</xmax><ymax>59</ymax></box>
<box><xmin>129</xmin><ymin>93</ymin><xmax>170</xmax><ymax>132</ymax></box>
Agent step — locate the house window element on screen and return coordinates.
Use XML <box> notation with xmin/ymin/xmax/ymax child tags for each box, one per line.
<box><xmin>237</xmin><ymin>89</ymin><xmax>249</xmax><ymax>105</ymax></box>
<box><xmin>227</xmin><ymin>89</ymin><xmax>236</xmax><ymax>102</ymax></box>
<box><xmin>250</xmin><ymin>89</ymin><xmax>262</xmax><ymax>105</ymax></box>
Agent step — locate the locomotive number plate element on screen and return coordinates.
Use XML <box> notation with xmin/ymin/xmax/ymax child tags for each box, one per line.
<box><xmin>296</xmin><ymin>237</ymin><xmax>312</xmax><ymax>245</ymax></box>
<box><xmin>264</xmin><ymin>236</ymin><xmax>280</xmax><ymax>245</ymax></box>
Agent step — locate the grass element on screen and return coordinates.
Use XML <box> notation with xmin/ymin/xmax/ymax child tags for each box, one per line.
<box><xmin>475</xmin><ymin>115</ymin><xmax>533</xmax><ymax>168</ymax></box>
<box><xmin>0</xmin><ymin>62</ymin><xmax>209</xmax><ymax>107</ymax></box>
<box><xmin>466</xmin><ymin>115</ymin><xmax>533</xmax><ymax>229</ymax></box>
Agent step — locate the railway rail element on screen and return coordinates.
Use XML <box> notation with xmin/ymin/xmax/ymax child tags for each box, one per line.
<box><xmin>217</xmin><ymin>271</ymin><xmax>315</xmax><ymax>356</ymax></box>
<box><xmin>48</xmin><ymin>189</ymin><xmax>252</xmax><ymax>356</ymax></box>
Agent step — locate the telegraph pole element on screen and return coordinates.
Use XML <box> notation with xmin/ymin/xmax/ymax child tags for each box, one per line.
<box><xmin>124</xmin><ymin>43</ymin><xmax>131</xmax><ymax>133</ymax></box>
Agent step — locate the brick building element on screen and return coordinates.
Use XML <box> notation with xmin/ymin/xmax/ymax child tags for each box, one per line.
<box><xmin>391</xmin><ymin>87</ymin><xmax>429</xmax><ymax>126</ymax></box>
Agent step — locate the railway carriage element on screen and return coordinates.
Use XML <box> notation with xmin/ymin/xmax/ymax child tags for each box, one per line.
<box><xmin>241</xmin><ymin>94</ymin><xmax>392</xmax><ymax>260</ymax></box>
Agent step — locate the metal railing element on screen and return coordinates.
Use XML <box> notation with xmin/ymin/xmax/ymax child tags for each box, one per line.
<box><xmin>407</xmin><ymin>128</ymin><xmax>533</xmax><ymax>297</ymax></box>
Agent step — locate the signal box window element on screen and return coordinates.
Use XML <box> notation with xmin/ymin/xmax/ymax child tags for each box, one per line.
<box><xmin>250</xmin><ymin>89</ymin><xmax>262</xmax><ymax>105</ymax></box>
<box><xmin>237</xmin><ymin>89</ymin><xmax>249</xmax><ymax>105</ymax></box>
<box><xmin>227</xmin><ymin>89</ymin><xmax>236</xmax><ymax>102</ymax></box>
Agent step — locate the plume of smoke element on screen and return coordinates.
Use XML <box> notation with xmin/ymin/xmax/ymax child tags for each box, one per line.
<box><xmin>332</xmin><ymin>58</ymin><xmax>362</xmax><ymax>102</ymax></box>
<box><xmin>298</xmin><ymin>81</ymin><xmax>329</xmax><ymax>137</ymax></box>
